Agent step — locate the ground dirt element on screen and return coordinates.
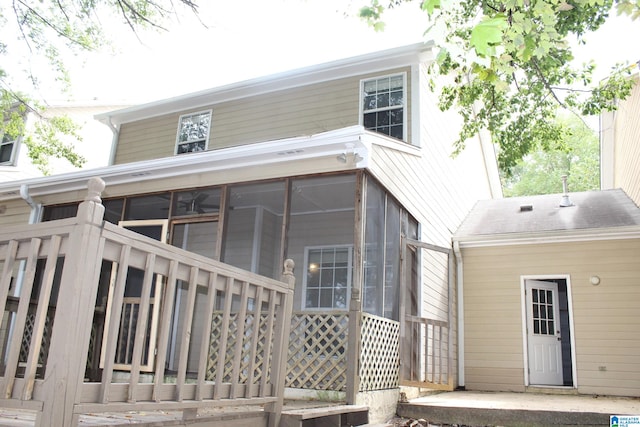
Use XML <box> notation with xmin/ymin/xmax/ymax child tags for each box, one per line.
<box><xmin>386</xmin><ymin>417</ymin><xmax>494</xmax><ymax>427</ymax></box>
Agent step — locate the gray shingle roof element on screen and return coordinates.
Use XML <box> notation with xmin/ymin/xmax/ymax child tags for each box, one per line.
<box><xmin>454</xmin><ymin>189</ymin><xmax>640</xmax><ymax>238</ymax></box>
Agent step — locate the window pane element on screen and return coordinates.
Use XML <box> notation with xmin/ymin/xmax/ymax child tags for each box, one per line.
<box><xmin>0</xmin><ymin>143</ymin><xmax>13</xmax><ymax>163</ymax></box>
<box><xmin>390</xmin><ymin>125</ymin><xmax>403</xmax><ymax>140</ymax></box>
<box><xmin>390</xmin><ymin>75</ymin><xmax>403</xmax><ymax>90</ymax></box>
<box><xmin>377</xmin><ymin>111</ymin><xmax>390</xmax><ymax>126</ymax></box>
<box><xmin>390</xmin><ymin>109</ymin><xmax>403</xmax><ymax>125</ymax></box>
<box><xmin>363</xmin><ymin>112</ymin><xmax>376</xmax><ymax>128</ymax></box>
<box><xmin>321</xmin><ymin>248</ymin><xmax>335</xmax><ymax>266</ymax></box>
<box><xmin>319</xmin><ymin>289</ymin><xmax>333</xmax><ymax>308</ymax></box>
<box><xmin>364</xmin><ymin>80</ymin><xmax>377</xmax><ymax>94</ymax></box>
<box><xmin>307</xmin><ymin>267</ymin><xmax>319</xmax><ymax>286</ymax></box>
<box><xmin>320</xmin><ymin>268</ymin><xmax>335</xmax><ymax>287</ymax></box>
<box><xmin>376</xmin><ymin>93</ymin><xmax>389</xmax><ymax>109</ymax></box>
<box><xmin>377</xmin><ymin>77</ymin><xmax>390</xmax><ymax>91</ymax></box>
<box><xmin>334</xmin><ymin>288</ymin><xmax>347</xmax><ymax>309</ymax></box>
<box><xmin>335</xmin><ymin>267</ymin><xmax>348</xmax><ymax>287</ymax></box>
<box><xmin>364</xmin><ymin>95</ymin><xmax>376</xmax><ymax>110</ymax></box>
<box><xmin>306</xmin><ymin>289</ymin><xmax>319</xmax><ymax>308</ymax></box>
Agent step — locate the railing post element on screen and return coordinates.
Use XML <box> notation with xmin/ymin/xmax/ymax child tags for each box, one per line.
<box><xmin>266</xmin><ymin>259</ymin><xmax>295</xmax><ymax>427</ymax></box>
<box><xmin>39</xmin><ymin>177</ymin><xmax>106</xmax><ymax>427</ymax></box>
<box><xmin>346</xmin><ymin>287</ymin><xmax>362</xmax><ymax>404</ymax></box>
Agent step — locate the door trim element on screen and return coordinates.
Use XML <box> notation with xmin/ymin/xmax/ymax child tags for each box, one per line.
<box><xmin>520</xmin><ymin>274</ymin><xmax>577</xmax><ymax>388</ymax></box>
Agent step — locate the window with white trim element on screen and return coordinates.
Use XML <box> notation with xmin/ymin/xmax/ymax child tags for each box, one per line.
<box><xmin>175</xmin><ymin>110</ymin><xmax>212</xmax><ymax>154</ymax></box>
<box><xmin>0</xmin><ymin>131</ymin><xmax>19</xmax><ymax>165</ymax></box>
<box><xmin>303</xmin><ymin>246</ymin><xmax>352</xmax><ymax>310</ymax></box>
<box><xmin>361</xmin><ymin>74</ymin><xmax>406</xmax><ymax>141</ymax></box>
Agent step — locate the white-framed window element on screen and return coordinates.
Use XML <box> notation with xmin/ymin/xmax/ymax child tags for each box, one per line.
<box><xmin>361</xmin><ymin>73</ymin><xmax>406</xmax><ymax>141</ymax></box>
<box><xmin>303</xmin><ymin>245</ymin><xmax>352</xmax><ymax>310</ymax></box>
<box><xmin>0</xmin><ymin>131</ymin><xmax>19</xmax><ymax>166</ymax></box>
<box><xmin>175</xmin><ymin>110</ymin><xmax>212</xmax><ymax>154</ymax></box>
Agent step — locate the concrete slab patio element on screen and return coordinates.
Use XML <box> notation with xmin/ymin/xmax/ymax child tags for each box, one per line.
<box><xmin>397</xmin><ymin>391</ymin><xmax>640</xmax><ymax>427</ymax></box>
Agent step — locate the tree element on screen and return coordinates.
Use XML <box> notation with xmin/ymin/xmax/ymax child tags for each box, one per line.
<box><xmin>359</xmin><ymin>0</ymin><xmax>638</xmax><ymax>174</ymax></box>
<box><xmin>501</xmin><ymin>115</ymin><xmax>599</xmax><ymax>196</ymax></box>
<box><xmin>0</xmin><ymin>0</ymin><xmax>199</xmax><ymax>174</ymax></box>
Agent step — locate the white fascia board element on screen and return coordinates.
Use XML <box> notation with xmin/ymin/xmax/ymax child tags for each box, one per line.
<box><xmin>95</xmin><ymin>42</ymin><xmax>435</xmax><ymax>126</ymax></box>
<box><xmin>453</xmin><ymin>225</ymin><xmax>640</xmax><ymax>248</ymax></box>
<box><xmin>0</xmin><ymin>126</ymin><xmax>370</xmax><ymax>202</ymax></box>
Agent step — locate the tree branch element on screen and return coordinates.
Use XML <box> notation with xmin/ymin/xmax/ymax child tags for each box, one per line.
<box><xmin>531</xmin><ymin>58</ymin><xmax>567</xmax><ymax>109</ymax></box>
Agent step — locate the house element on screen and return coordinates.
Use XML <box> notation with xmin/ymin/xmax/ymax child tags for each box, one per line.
<box><xmin>452</xmin><ymin>188</ymin><xmax>640</xmax><ymax>397</ymax></box>
<box><xmin>600</xmin><ymin>70</ymin><xmax>640</xmax><ymax>205</ymax></box>
<box><xmin>0</xmin><ymin>43</ymin><xmax>501</xmax><ymax>425</ymax></box>
<box><xmin>0</xmin><ymin>102</ymin><xmax>126</xmax><ymax>182</ymax></box>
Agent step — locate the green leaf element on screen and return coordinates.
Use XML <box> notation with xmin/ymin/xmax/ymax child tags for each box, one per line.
<box><xmin>470</xmin><ymin>15</ymin><xmax>508</xmax><ymax>57</ymax></box>
<box><xmin>422</xmin><ymin>0</ymin><xmax>441</xmax><ymax>15</ymax></box>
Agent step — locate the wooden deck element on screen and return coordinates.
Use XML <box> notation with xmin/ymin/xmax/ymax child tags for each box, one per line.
<box><xmin>0</xmin><ymin>178</ymin><xmax>295</xmax><ymax>427</ymax></box>
<box><xmin>0</xmin><ymin>400</ymin><xmax>347</xmax><ymax>426</ymax></box>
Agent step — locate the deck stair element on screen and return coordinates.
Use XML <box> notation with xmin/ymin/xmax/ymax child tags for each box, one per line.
<box><xmin>280</xmin><ymin>404</ymin><xmax>370</xmax><ymax>427</ymax></box>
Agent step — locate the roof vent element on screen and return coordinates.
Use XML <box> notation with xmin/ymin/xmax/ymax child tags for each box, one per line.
<box><xmin>560</xmin><ymin>175</ymin><xmax>574</xmax><ymax>207</ymax></box>
<box><xmin>519</xmin><ymin>204</ymin><xmax>533</xmax><ymax>212</ymax></box>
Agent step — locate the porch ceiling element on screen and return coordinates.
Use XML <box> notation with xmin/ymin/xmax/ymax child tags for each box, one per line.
<box><xmin>0</xmin><ymin>126</ymin><xmax>374</xmax><ymax>202</ymax></box>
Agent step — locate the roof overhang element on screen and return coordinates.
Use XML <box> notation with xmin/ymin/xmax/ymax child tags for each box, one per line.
<box><xmin>95</xmin><ymin>42</ymin><xmax>434</xmax><ymax>126</ymax></box>
<box><xmin>0</xmin><ymin>126</ymin><xmax>393</xmax><ymax>202</ymax></box>
<box><xmin>453</xmin><ymin>225</ymin><xmax>640</xmax><ymax>248</ymax></box>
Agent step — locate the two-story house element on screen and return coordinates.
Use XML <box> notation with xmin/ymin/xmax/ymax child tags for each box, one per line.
<box><xmin>0</xmin><ymin>43</ymin><xmax>501</xmax><ymax>424</ymax></box>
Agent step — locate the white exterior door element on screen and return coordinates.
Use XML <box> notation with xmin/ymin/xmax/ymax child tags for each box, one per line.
<box><xmin>525</xmin><ymin>280</ymin><xmax>563</xmax><ymax>386</ymax></box>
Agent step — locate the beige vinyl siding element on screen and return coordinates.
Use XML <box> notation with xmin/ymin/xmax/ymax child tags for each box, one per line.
<box><xmin>613</xmin><ymin>75</ymin><xmax>640</xmax><ymax>205</ymax></box>
<box><xmin>461</xmin><ymin>239</ymin><xmax>640</xmax><ymax>396</ymax></box>
<box><xmin>0</xmin><ymin>200</ymin><xmax>33</xmax><ymax>226</ymax></box>
<box><xmin>114</xmin><ymin>68</ymin><xmax>412</xmax><ymax>165</ymax></box>
<box><xmin>368</xmin><ymin>64</ymin><xmax>497</xmax><ymax>389</ymax></box>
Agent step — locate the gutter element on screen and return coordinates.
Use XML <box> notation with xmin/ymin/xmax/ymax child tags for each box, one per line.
<box><xmin>453</xmin><ymin>240</ymin><xmax>465</xmax><ymax>389</ymax></box>
<box><xmin>20</xmin><ymin>184</ymin><xmax>42</xmax><ymax>224</ymax></box>
<box><xmin>104</xmin><ymin>116</ymin><xmax>120</xmax><ymax>166</ymax></box>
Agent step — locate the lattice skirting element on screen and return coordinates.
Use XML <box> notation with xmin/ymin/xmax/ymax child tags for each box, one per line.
<box><xmin>359</xmin><ymin>312</ymin><xmax>399</xmax><ymax>391</ymax></box>
<box><xmin>286</xmin><ymin>312</ymin><xmax>348</xmax><ymax>391</ymax></box>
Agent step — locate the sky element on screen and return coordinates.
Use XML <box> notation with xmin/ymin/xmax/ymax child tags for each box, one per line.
<box><xmin>63</xmin><ymin>0</ymin><xmax>428</xmax><ymax>104</ymax></box>
<box><xmin>4</xmin><ymin>0</ymin><xmax>640</xmax><ymax>105</ymax></box>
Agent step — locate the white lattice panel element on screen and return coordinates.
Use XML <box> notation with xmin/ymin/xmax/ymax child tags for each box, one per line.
<box><xmin>286</xmin><ymin>313</ymin><xmax>348</xmax><ymax>391</ymax></box>
<box><xmin>359</xmin><ymin>313</ymin><xmax>399</xmax><ymax>391</ymax></box>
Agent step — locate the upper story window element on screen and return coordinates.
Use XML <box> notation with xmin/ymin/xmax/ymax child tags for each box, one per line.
<box><xmin>361</xmin><ymin>74</ymin><xmax>406</xmax><ymax>141</ymax></box>
<box><xmin>0</xmin><ymin>131</ymin><xmax>19</xmax><ymax>166</ymax></box>
<box><xmin>175</xmin><ymin>110</ymin><xmax>212</xmax><ymax>154</ymax></box>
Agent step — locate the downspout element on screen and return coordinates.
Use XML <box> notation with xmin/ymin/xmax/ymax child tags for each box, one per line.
<box><xmin>20</xmin><ymin>184</ymin><xmax>42</xmax><ymax>224</ymax></box>
<box><xmin>15</xmin><ymin>184</ymin><xmax>42</xmax><ymax>296</ymax></box>
<box><xmin>105</xmin><ymin>116</ymin><xmax>120</xmax><ymax>166</ymax></box>
<box><xmin>453</xmin><ymin>240</ymin><xmax>465</xmax><ymax>389</ymax></box>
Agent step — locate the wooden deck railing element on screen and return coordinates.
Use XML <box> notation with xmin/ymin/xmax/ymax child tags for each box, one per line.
<box><xmin>401</xmin><ymin>315</ymin><xmax>452</xmax><ymax>390</ymax></box>
<box><xmin>0</xmin><ymin>178</ymin><xmax>294</xmax><ymax>427</ymax></box>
